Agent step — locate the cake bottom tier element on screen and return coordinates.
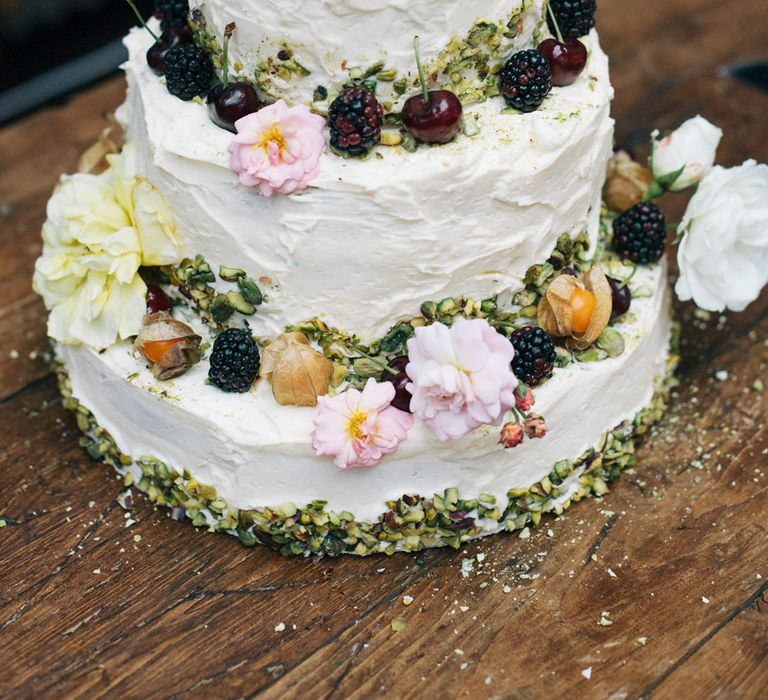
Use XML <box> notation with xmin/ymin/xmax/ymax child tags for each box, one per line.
<box><xmin>54</xmin><ymin>261</ymin><xmax>677</xmax><ymax>557</ymax></box>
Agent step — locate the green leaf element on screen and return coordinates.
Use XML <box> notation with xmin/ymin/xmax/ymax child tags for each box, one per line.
<box><xmin>654</xmin><ymin>165</ymin><xmax>687</xmax><ymax>192</ymax></box>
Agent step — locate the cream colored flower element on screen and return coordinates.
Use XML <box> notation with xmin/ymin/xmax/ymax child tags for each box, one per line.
<box><xmin>676</xmin><ymin>160</ymin><xmax>768</xmax><ymax>312</ymax></box>
<box><xmin>33</xmin><ymin>145</ymin><xmax>182</xmax><ymax>349</ymax></box>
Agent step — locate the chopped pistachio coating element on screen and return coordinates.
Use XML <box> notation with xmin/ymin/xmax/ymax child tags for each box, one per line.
<box><xmin>53</xmin><ymin>324</ymin><xmax>679</xmax><ymax>557</ymax></box>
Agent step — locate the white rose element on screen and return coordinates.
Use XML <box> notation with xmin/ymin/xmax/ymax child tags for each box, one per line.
<box><xmin>33</xmin><ymin>145</ymin><xmax>182</xmax><ymax>349</ymax></box>
<box><xmin>675</xmin><ymin>160</ymin><xmax>768</xmax><ymax>312</ymax></box>
<box><xmin>651</xmin><ymin>116</ymin><xmax>722</xmax><ymax>191</ymax></box>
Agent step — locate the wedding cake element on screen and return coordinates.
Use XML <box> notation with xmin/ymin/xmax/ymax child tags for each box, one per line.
<box><xmin>33</xmin><ymin>0</ymin><xmax>768</xmax><ymax>556</ymax></box>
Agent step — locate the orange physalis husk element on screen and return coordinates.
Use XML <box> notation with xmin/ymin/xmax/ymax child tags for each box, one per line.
<box><xmin>134</xmin><ymin>312</ymin><xmax>201</xmax><ymax>381</ymax></box>
<box><xmin>537</xmin><ymin>267</ymin><xmax>612</xmax><ymax>350</ymax></box>
<box><xmin>603</xmin><ymin>151</ymin><xmax>653</xmax><ymax>213</ymax></box>
<box><xmin>537</xmin><ymin>274</ymin><xmax>576</xmax><ymax>337</ymax></box>
<box><xmin>260</xmin><ymin>332</ymin><xmax>334</xmax><ymax>407</ymax></box>
<box><xmin>78</xmin><ymin>128</ymin><xmax>120</xmax><ymax>175</ymax></box>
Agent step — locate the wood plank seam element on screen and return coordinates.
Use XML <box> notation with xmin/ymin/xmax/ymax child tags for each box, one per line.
<box><xmin>637</xmin><ymin>579</ymin><xmax>768</xmax><ymax>699</ymax></box>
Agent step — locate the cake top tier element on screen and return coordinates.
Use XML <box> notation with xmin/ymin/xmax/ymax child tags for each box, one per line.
<box><xmin>192</xmin><ymin>0</ymin><xmax>547</xmax><ymax>109</ymax></box>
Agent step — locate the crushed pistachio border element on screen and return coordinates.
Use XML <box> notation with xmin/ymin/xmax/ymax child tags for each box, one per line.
<box><xmin>164</xmin><ymin>216</ymin><xmax>644</xmax><ymax>392</ymax></box>
<box><xmin>191</xmin><ymin>3</ymin><xmax>543</xmax><ymax>111</ymax></box>
<box><xmin>163</xmin><ymin>230</ymin><xmax>598</xmax><ymax>391</ymax></box>
<box><xmin>53</xmin><ymin>322</ymin><xmax>679</xmax><ymax>557</ymax></box>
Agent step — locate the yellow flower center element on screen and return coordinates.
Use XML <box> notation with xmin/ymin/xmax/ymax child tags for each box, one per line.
<box><xmin>255</xmin><ymin>123</ymin><xmax>287</xmax><ymax>157</ymax></box>
<box><xmin>347</xmin><ymin>410</ymin><xmax>369</xmax><ymax>440</ymax></box>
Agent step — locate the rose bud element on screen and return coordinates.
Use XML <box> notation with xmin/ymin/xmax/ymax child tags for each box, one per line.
<box><xmin>499</xmin><ymin>422</ymin><xmax>524</xmax><ymax>449</ymax></box>
<box><xmin>514</xmin><ymin>384</ymin><xmax>535</xmax><ymax>412</ymax></box>
<box><xmin>524</xmin><ymin>414</ymin><xmax>548</xmax><ymax>439</ymax></box>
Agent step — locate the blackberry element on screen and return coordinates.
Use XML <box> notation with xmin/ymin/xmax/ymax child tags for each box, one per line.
<box><xmin>154</xmin><ymin>0</ymin><xmax>189</xmax><ymax>30</ymax></box>
<box><xmin>510</xmin><ymin>326</ymin><xmax>556</xmax><ymax>387</ymax></box>
<box><xmin>547</xmin><ymin>0</ymin><xmax>597</xmax><ymax>39</ymax></box>
<box><xmin>499</xmin><ymin>50</ymin><xmax>552</xmax><ymax>113</ymax></box>
<box><xmin>612</xmin><ymin>201</ymin><xmax>667</xmax><ymax>264</ymax></box>
<box><xmin>208</xmin><ymin>328</ymin><xmax>260</xmax><ymax>393</ymax></box>
<box><xmin>164</xmin><ymin>44</ymin><xmax>215</xmax><ymax>101</ymax></box>
<box><xmin>328</xmin><ymin>87</ymin><xmax>384</xmax><ymax>157</ymax></box>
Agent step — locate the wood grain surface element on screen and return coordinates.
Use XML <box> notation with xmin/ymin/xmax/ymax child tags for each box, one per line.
<box><xmin>1</xmin><ymin>1</ymin><xmax>767</xmax><ymax>698</ymax></box>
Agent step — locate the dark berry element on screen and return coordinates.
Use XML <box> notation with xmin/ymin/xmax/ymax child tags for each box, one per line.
<box><xmin>499</xmin><ymin>50</ymin><xmax>552</xmax><ymax>113</ymax></box>
<box><xmin>328</xmin><ymin>87</ymin><xmax>384</xmax><ymax>157</ymax></box>
<box><xmin>146</xmin><ymin>25</ymin><xmax>193</xmax><ymax>76</ymax></box>
<box><xmin>163</xmin><ymin>44</ymin><xmax>215</xmax><ymax>101</ymax></box>
<box><xmin>537</xmin><ymin>37</ymin><xmax>588</xmax><ymax>87</ymax></box>
<box><xmin>146</xmin><ymin>284</ymin><xmax>172</xmax><ymax>314</ymax></box>
<box><xmin>208</xmin><ymin>328</ymin><xmax>260</xmax><ymax>393</ymax></box>
<box><xmin>547</xmin><ymin>0</ymin><xmax>597</xmax><ymax>39</ymax></box>
<box><xmin>402</xmin><ymin>91</ymin><xmax>463</xmax><ymax>144</ymax></box>
<box><xmin>387</xmin><ymin>356</ymin><xmax>412</xmax><ymax>413</ymax></box>
<box><xmin>207</xmin><ymin>82</ymin><xmax>262</xmax><ymax>132</ymax></box>
<box><xmin>607</xmin><ymin>276</ymin><xmax>632</xmax><ymax>320</ymax></box>
<box><xmin>401</xmin><ymin>37</ymin><xmax>463</xmax><ymax>144</ymax></box>
<box><xmin>612</xmin><ymin>201</ymin><xmax>667</xmax><ymax>264</ymax></box>
<box><xmin>154</xmin><ymin>0</ymin><xmax>189</xmax><ymax>30</ymax></box>
<box><xmin>510</xmin><ymin>326</ymin><xmax>556</xmax><ymax>387</ymax></box>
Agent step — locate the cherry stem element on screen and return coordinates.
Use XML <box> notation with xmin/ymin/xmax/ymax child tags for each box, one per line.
<box><xmin>546</xmin><ymin>2</ymin><xmax>565</xmax><ymax>43</ymax></box>
<box><xmin>222</xmin><ymin>22</ymin><xmax>236</xmax><ymax>86</ymax></box>
<box><xmin>351</xmin><ymin>345</ymin><xmax>399</xmax><ymax>376</ymax></box>
<box><xmin>125</xmin><ymin>0</ymin><xmax>159</xmax><ymax>42</ymax></box>
<box><xmin>413</xmin><ymin>36</ymin><xmax>430</xmax><ymax>106</ymax></box>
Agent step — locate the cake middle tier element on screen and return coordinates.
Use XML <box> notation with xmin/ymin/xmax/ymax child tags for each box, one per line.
<box><xmin>121</xmin><ymin>28</ymin><xmax>614</xmax><ymax>341</ymax></box>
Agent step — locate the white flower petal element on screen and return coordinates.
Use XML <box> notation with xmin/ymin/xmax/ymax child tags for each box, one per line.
<box><xmin>676</xmin><ymin>160</ymin><xmax>768</xmax><ymax>312</ymax></box>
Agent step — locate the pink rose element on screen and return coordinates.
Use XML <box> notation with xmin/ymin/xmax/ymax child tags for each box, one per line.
<box><xmin>228</xmin><ymin>100</ymin><xmax>325</xmax><ymax>196</ymax></box>
<box><xmin>312</xmin><ymin>379</ymin><xmax>413</xmax><ymax>470</ymax></box>
<box><xmin>406</xmin><ymin>318</ymin><xmax>518</xmax><ymax>441</ymax></box>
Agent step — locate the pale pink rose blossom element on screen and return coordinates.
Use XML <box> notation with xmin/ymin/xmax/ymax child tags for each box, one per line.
<box><xmin>228</xmin><ymin>100</ymin><xmax>325</xmax><ymax>196</ymax></box>
<box><xmin>312</xmin><ymin>379</ymin><xmax>413</xmax><ymax>470</ymax></box>
<box><xmin>406</xmin><ymin>318</ymin><xmax>518</xmax><ymax>441</ymax></box>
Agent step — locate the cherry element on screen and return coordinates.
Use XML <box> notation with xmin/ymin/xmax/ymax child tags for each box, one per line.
<box><xmin>125</xmin><ymin>0</ymin><xmax>192</xmax><ymax>76</ymax></box>
<box><xmin>387</xmin><ymin>356</ymin><xmax>413</xmax><ymax>413</ymax></box>
<box><xmin>402</xmin><ymin>91</ymin><xmax>463</xmax><ymax>144</ymax></box>
<box><xmin>146</xmin><ymin>284</ymin><xmax>172</xmax><ymax>314</ymax></box>
<box><xmin>607</xmin><ymin>276</ymin><xmax>632</xmax><ymax>320</ymax></box>
<box><xmin>539</xmin><ymin>2</ymin><xmax>588</xmax><ymax>87</ymax></box>
<box><xmin>207</xmin><ymin>83</ymin><xmax>261</xmax><ymax>132</ymax></box>
<box><xmin>146</xmin><ymin>25</ymin><xmax>194</xmax><ymax>75</ymax></box>
<box><xmin>537</xmin><ymin>38</ymin><xmax>587</xmax><ymax>87</ymax></box>
<box><xmin>401</xmin><ymin>37</ymin><xmax>463</xmax><ymax>144</ymax></box>
<box><xmin>205</xmin><ymin>22</ymin><xmax>261</xmax><ymax>131</ymax></box>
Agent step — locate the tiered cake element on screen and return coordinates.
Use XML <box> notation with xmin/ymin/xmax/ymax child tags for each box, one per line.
<box><xmin>36</xmin><ymin>0</ymin><xmax>680</xmax><ymax>556</ymax></box>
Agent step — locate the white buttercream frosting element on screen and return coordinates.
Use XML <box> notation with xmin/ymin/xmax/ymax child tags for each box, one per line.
<box><xmin>119</xmin><ymin>27</ymin><xmax>614</xmax><ymax>341</ymax></box>
<box><xmin>59</xmin><ymin>260</ymin><xmax>672</xmax><ymax>524</ymax></box>
<box><xmin>191</xmin><ymin>0</ymin><xmax>547</xmax><ymax>106</ymax></box>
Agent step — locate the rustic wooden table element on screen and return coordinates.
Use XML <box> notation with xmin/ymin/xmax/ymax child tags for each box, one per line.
<box><xmin>2</xmin><ymin>1</ymin><xmax>767</xmax><ymax>698</ymax></box>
